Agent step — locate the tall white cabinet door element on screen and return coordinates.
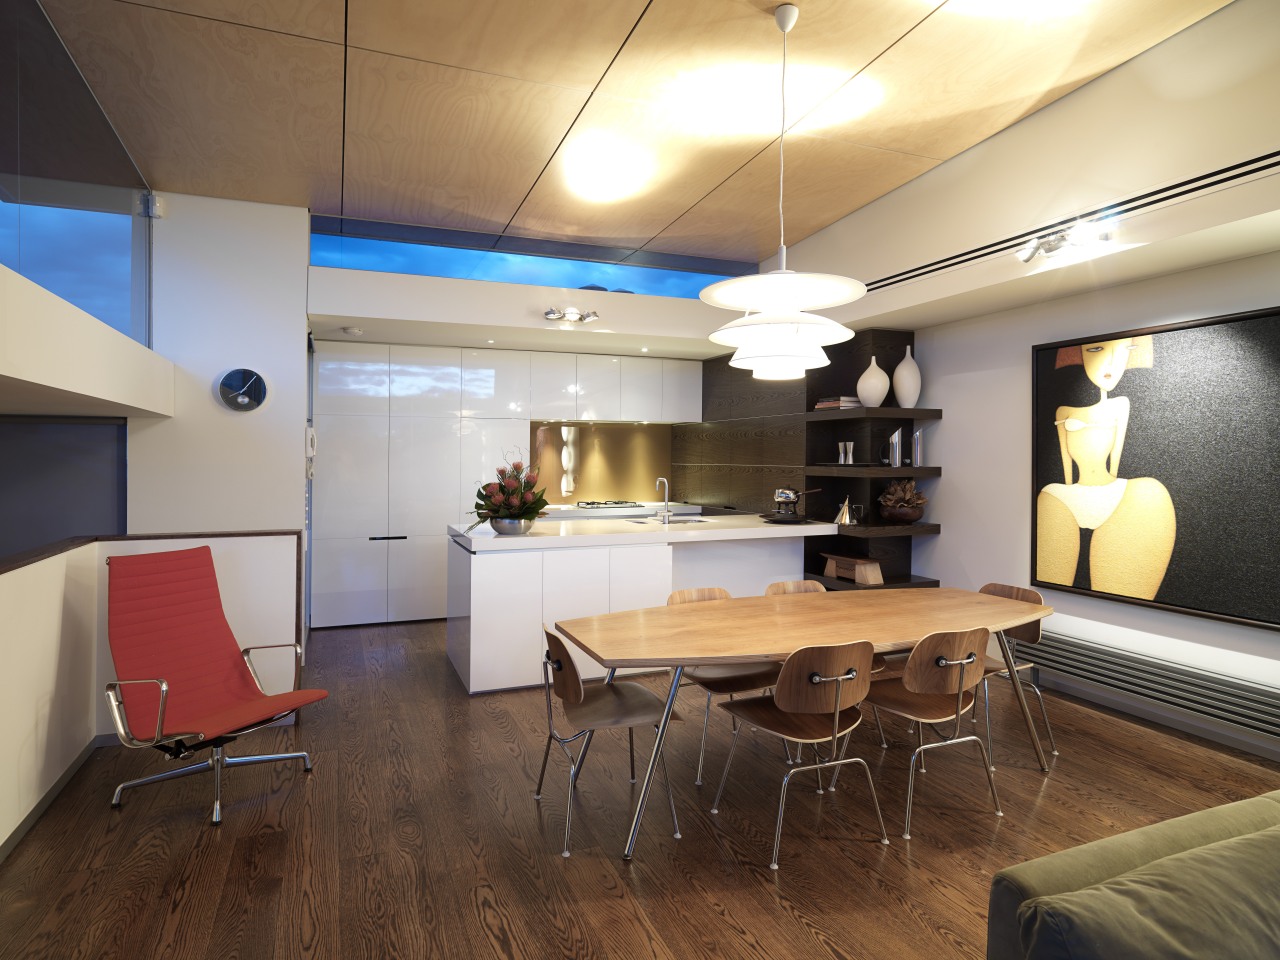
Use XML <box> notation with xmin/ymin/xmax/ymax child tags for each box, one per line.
<box><xmin>390</xmin><ymin>345</ymin><xmax>462</xmax><ymax>417</ymax></box>
<box><xmin>389</xmin><ymin>417</ymin><xmax>463</xmax><ymax>534</ymax></box>
<box><xmin>610</xmin><ymin>544</ymin><xmax>673</xmax><ymax>612</ymax></box>
<box><xmin>388</xmin><ymin>535</ymin><xmax>448</xmax><ymax>621</ymax></box>
<box><xmin>620</xmin><ymin>357</ymin><xmax>664</xmax><ymax>421</ymax></box>
<box><xmin>462</xmin><ymin>349</ymin><xmax>530</xmax><ymax>418</ymax></box>
<box><xmin>529</xmin><ymin>352</ymin><xmax>578</xmax><ymax>420</ymax></box>
<box><xmin>311</xmin><ymin>537</ymin><xmax>389</xmax><ymax>627</ymax></box>
<box><xmin>314</xmin><ymin>342</ymin><xmax>390</xmax><ymax>416</ymax></box>
<box><xmin>576</xmin><ymin>354</ymin><xmax>621</xmax><ymax>421</ymax></box>
<box><xmin>312</xmin><ymin>414</ymin><xmax>389</xmax><ymax>539</ymax></box>
<box><xmin>544</xmin><ymin>548</ymin><xmax>612</xmax><ymax>679</ymax></box>
<box><xmin>469</xmin><ymin>551</ymin><xmax>545</xmax><ymax>691</ymax></box>
<box><xmin>662</xmin><ymin>359</ymin><xmax>702</xmax><ymax>423</ymax></box>
<box><xmin>458</xmin><ymin>417</ymin><xmax>532</xmax><ymax>520</ymax></box>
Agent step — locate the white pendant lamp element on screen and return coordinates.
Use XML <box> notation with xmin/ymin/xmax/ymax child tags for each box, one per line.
<box><xmin>730</xmin><ymin>338</ymin><xmax>830</xmax><ymax>380</ymax></box>
<box><xmin>702</xmin><ymin>4</ymin><xmax>863</xmax><ymax>376</ymax></box>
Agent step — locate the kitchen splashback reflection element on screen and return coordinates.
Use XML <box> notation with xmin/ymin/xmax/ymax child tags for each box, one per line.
<box><xmin>532</xmin><ymin>423</ymin><xmax>673</xmax><ymax>505</ymax></box>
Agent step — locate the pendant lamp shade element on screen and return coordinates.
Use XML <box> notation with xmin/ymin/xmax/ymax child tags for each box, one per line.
<box><xmin>730</xmin><ymin>338</ymin><xmax>829</xmax><ymax>381</ymax></box>
<box><xmin>708</xmin><ymin>310</ymin><xmax>853</xmax><ymax>348</ymax></box>
<box><xmin>700</xmin><ymin>269</ymin><xmax>866</xmax><ymax>313</ymax></box>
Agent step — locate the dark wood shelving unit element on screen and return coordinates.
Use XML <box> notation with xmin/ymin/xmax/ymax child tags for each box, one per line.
<box><xmin>807</xmin><ymin>465</ymin><xmax>942</xmax><ymax>479</ymax></box>
<box><xmin>835</xmin><ymin>523</ymin><xmax>941</xmax><ymax>539</ymax></box>
<box><xmin>805</xmin><ymin>406</ymin><xmax>942</xmax><ymax>423</ymax></box>
<box><xmin>810</xmin><ymin>573</ymin><xmax>941</xmax><ymax>592</ymax></box>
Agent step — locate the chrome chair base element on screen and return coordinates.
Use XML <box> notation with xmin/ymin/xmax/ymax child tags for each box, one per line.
<box><xmin>978</xmin><ymin>675</ymin><xmax>1059</xmax><ymax>769</ymax></box>
<box><xmin>111</xmin><ymin>744</ymin><xmax>314</xmax><ymax>824</ymax></box>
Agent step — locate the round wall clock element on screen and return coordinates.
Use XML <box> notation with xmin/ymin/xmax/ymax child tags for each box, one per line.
<box><xmin>217</xmin><ymin>368</ymin><xmax>267</xmax><ymax>411</ymax></box>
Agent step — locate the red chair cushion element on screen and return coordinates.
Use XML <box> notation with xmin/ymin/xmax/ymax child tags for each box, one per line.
<box><xmin>107</xmin><ymin>546</ymin><xmax>326</xmax><ymax>742</ymax></box>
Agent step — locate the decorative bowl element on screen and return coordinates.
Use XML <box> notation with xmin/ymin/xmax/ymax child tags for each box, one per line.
<box><xmin>490</xmin><ymin>517</ymin><xmax>534</xmax><ymax>536</ymax></box>
<box><xmin>879</xmin><ymin>504</ymin><xmax>923</xmax><ymax>525</ymax></box>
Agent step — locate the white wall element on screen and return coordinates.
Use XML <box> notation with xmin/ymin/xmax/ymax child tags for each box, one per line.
<box><xmin>129</xmin><ymin>194</ymin><xmax>309</xmax><ymax>533</ymax></box>
<box><xmin>914</xmin><ymin>250</ymin><xmax>1280</xmax><ymax>684</ymax></box>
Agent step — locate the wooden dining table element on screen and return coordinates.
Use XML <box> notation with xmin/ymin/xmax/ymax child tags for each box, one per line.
<box><xmin>555</xmin><ymin>587</ymin><xmax>1054</xmax><ymax>858</ymax></box>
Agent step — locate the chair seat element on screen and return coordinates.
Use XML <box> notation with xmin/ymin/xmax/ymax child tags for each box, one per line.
<box><xmin>685</xmin><ymin>661</ymin><xmax>782</xmax><ymax>695</ymax></box>
<box><xmin>872</xmin><ymin>653</ymin><xmax>908</xmax><ymax>681</ymax></box>
<box><xmin>564</xmin><ymin>680</ymin><xmax>682</xmax><ymax>731</ymax></box>
<box><xmin>721</xmin><ymin>694</ymin><xmax>863</xmax><ymax>744</ymax></box>
<box><xmin>165</xmin><ymin>688</ymin><xmax>329</xmax><ymax>742</ymax></box>
<box><xmin>864</xmin><ymin>678</ymin><xmax>975</xmax><ymax>724</ymax></box>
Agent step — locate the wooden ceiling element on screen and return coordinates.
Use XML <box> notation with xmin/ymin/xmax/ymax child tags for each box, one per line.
<box><xmin>42</xmin><ymin>0</ymin><xmax>1234</xmax><ymax>265</ymax></box>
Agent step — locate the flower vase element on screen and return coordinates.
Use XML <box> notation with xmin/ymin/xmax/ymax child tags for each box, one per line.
<box><xmin>490</xmin><ymin>517</ymin><xmax>534</xmax><ymax>535</ymax></box>
<box><xmin>892</xmin><ymin>346</ymin><xmax>921</xmax><ymax>408</ymax></box>
<box><xmin>856</xmin><ymin>356</ymin><xmax>890</xmax><ymax>408</ymax></box>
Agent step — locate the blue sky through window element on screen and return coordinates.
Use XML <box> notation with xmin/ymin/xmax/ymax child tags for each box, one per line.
<box><xmin>310</xmin><ymin>233</ymin><xmax>731</xmax><ymax>299</ymax></box>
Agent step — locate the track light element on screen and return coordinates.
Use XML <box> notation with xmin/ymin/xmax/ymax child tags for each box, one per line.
<box><xmin>544</xmin><ymin>307</ymin><xmax>598</xmax><ymax>324</ymax></box>
<box><xmin>1015</xmin><ymin>219</ymin><xmax>1116</xmax><ymax>264</ymax></box>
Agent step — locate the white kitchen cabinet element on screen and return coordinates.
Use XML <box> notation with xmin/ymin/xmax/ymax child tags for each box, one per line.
<box><xmin>575</xmin><ymin>354</ymin><xmax>621</xmax><ymax>421</ymax></box>
<box><xmin>610</xmin><ymin>543</ymin><xmax>673</xmax><ymax>611</ymax></box>
<box><xmin>462</xmin><ymin>349</ymin><xmax>530</xmax><ymax>418</ymax></box>
<box><xmin>313</xmin><ymin>342</ymin><xmax>389</xmax><ymax>416</ymax></box>
<box><xmin>390</xmin><ymin>345</ymin><xmax>462</xmax><ymax>417</ymax></box>
<box><xmin>662</xmin><ymin>359</ymin><xmax>702</xmax><ymax>423</ymax></box>
<box><xmin>543</xmin><ymin>547</ymin><xmax>613</xmax><ymax>679</ymax></box>
<box><xmin>528</xmin><ymin>352</ymin><xmax>578</xmax><ymax>420</ymax></box>
<box><xmin>389</xmin><ymin>417</ymin><xmax>462</xmax><ymax>534</ymax></box>
<box><xmin>312</xmin><ymin>414</ymin><xmax>389</xmax><ymax>540</ymax></box>
<box><xmin>311</xmin><ymin>537</ymin><xmax>389</xmax><ymax>627</ymax></box>
<box><xmin>620</xmin><ymin>357</ymin><xmax>664</xmax><ymax>421</ymax></box>
<box><xmin>458</xmin><ymin>417</ymin><xmax>533</xmax><ymax>519</ymax></box>
<box><xmin>388</xmin><ymin>535</ymin><xmax>448</xmax><ymax>621</ymax></box>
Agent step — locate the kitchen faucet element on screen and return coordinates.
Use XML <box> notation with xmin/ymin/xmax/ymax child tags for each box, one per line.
<box><xmin>656</xmin><ymin>477</ymin><xmax>672</xmax><ymax>524</ymax></box>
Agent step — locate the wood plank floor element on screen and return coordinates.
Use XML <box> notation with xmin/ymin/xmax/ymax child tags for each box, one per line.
<box><xmin>1</xmin><ymin>620</ymin><xmax>1277</xmax><ymax>960</ymax></box>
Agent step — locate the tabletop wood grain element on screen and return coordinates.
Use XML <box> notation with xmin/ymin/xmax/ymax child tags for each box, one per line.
<box><xmin>556</xmin><ymin>588</ymin><xmax>1053</xmax><ymax>668</ymax></box>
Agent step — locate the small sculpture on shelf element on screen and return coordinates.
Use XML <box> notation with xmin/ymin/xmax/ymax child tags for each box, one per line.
<box><xmin>878</xmin><ymin>479</ymin><xmax>927</xmax><ymax>524</ymax></box>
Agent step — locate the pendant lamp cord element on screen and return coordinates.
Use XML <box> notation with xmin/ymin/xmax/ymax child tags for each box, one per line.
<box><xmin>777</xmin><ymin>23</ymin><xmax>788</xmax><ymax>270</ymax></box>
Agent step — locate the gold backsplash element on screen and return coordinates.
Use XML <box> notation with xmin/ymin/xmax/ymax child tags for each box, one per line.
<box><xmin>532</xmin><ymin>423</ymin><xmax>673</xmax><ymax>505</ymax></box>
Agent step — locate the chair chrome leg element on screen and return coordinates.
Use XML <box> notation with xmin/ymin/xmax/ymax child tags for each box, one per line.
<box><xmin>535</xmin><ymin>734</ymin><xmax>554</xmax><ymax>799</ymax></box>
<box><xmin>694</xmin><ymin>691</ymin><xmax>713</xmax><ymax>785</ymax></box>
<box><xmin>111</xmin><ymin>756</ymin><xmax>214</xmax><ymax>807</ymax></box>
<box><xmin>1022</xmin><ymin>679</ymin><xmax>1059</xmax><ymax>755</ymax></box>
<box><xmin>211</xmin><ymin>747</ymin><xmax>223</xmax><ymax>825</ymax></box>
<box><xmin>628</xmin><ymin>727</ymin><xmax>636</xmax><ymax>784</ymax></box>
<box><xmin>850</xmin><ymin>757</ymin><xmax>891</xmax><ymax>846</ymax></box>
<box><xmin>709</xmin><ymin>723</ymin><xmax>743</xmax><ymax>815</ymax></box>
<box><xmin>873</xmin><ymin>706</ymin><xmax>887</xmax><ymax>748</ymax></box>
<box><xmin>562</xmin><ymin>760</ymin><xmax>576</xmax><ymax>858</ymax></box>
<box><xmin>571</xmin><ymin>730</ymin><xmax>596</xmax><ymax>788</ymax></box>
<box><xmin>983</xmin><ymin>678</ymin><xmax>995</xmax><ymax>770</ymax></box>
<box><xmin>917</xmin><ymin>723</ymin><xmax>926</xmax><ymax>773</ymax></box>
<box><xmin>658</xmin><ymin>752</ymin><xmax>681</xmax><ymax>840</ymax></box>
<box><xmin>975</xmin><ymin>737</ymin><xmax>1003</xmax><ymax>818</ymax></box>
<box><xmin>770</xmin><ymin>765</ymin><xmax>798</xmax><ymax>870</ymax></box>
<box><xmin>813</xmin><ymin>746</ymin><xmax>825</xmax><ymax>795</ymax></box>
<box><xmin>903</xmin><ymin>747</ymin><xmax>922</xmax><ymax>839</ymax></box>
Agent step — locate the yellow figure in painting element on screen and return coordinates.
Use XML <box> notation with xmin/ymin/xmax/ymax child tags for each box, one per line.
<box><xmin>1036</xmin><ymin>336</ymin><xmax>1176</xmax><ymax>600</ymax></box>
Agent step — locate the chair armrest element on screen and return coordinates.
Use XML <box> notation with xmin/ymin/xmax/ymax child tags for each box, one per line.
<box><xmin>104</xmin><ymin>678</ymin><xmax>201</xmax><ymax>749</ymax></box>
<box><xmin>241</xmin><ymin>642</ymin><xmax>303</xmax><ymax>693</ymax></box>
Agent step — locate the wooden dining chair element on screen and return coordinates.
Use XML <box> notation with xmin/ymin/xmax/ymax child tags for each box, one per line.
<box><xmin>709</xmin><ymin>640</ymin><xmax>889</xmax><ymax>869</ymax></box>
<box><xmin>763</xmin><ymin>579</ymin><xmax>826</xmax><ymax>596</ymax></box>
<box><xmin>668</xmin><ymin>587</ymin><xmax>784</xmax><ymax>785</ymax></box>
<box><xmin>863</xmin><ymin>628</ymin><xmax>1002</xmax><ymax>839</ymax></box>
<box><xmin>535</xmin><ymin>627</ymin><xmax>681</xmax><ymax>858</ymax></box>
<box><xmin>973</xmin><ymin>583</ymin><xmax>1058</xmax><ymax>768</ymax></box>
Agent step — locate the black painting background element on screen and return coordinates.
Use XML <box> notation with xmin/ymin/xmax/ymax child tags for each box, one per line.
<box><xmin>1032</xmin><ymin>312</ymin><xmax>1280</xmax><ymax>627</ymax></box>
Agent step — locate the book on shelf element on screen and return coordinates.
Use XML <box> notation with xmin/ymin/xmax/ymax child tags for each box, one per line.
<box><xmin>814</xmin><ymin>397</ymin><xmax>862</xmax><ymax>410</ymax></box>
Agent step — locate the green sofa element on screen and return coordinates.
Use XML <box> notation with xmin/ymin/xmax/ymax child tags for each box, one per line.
<box><xmin>988</xmin><ymin>789</ymin><xmax>1280</xmax><ymax>960</ymax></box>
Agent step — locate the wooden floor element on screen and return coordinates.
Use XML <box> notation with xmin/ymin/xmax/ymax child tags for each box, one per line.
<box><xmin>1</xmin><ymin>621</ymin><xmax>1277</xmax><ymax>960</ymax></box>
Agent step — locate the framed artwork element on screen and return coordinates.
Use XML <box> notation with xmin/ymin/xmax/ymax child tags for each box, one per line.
<box><xmin>1031</xmin><ymin>306</ymin><xmax>1280</xmax><ymax>630</ymax></box>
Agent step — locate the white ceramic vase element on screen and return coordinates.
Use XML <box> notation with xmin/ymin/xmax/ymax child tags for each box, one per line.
<box><xmin>893</xmin><ymin>346</ymin><xmax>921</xmax><ymax>408</ymax></box>
<box><xmin>856</xmin><ymin>356</ymin><xmax>890</xmax><ymax>408</ymax></box>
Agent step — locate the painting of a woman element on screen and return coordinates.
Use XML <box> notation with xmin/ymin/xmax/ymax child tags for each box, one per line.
<box><xmin>1036</xmin><ymin>335</ymin><xmax>1176</xmax><ymax>601</ymax></box>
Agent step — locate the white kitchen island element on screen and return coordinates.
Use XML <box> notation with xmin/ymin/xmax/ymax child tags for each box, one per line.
<box><xmin>445</xmin><ymin>515</ymin><xmax>836</xmax><ymax>693</ymax></box>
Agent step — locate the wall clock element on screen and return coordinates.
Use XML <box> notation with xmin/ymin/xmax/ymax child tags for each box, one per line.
<box><xmin>217</xmin><ymin>368</ymin><xmax>267</xmax><ymax>411</ymax></box>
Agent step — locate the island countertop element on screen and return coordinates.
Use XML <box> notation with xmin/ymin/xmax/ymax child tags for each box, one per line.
<box><xmin>447</xmin><ymin>514</ymin><xmax>837</xmax><ymax>552</ymax></box>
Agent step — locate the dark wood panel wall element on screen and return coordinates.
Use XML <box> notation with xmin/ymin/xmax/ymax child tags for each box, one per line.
<box><xmin>673</xmin><ymin>329</ymin><xmax>915</xmax><ymax>518</ymax></box>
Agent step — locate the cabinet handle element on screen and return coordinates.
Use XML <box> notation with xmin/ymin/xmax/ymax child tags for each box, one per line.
<box><xmin>368</xmin><ymin>536</ymin><xmax>408</xmax><ymax>541</ymax></box>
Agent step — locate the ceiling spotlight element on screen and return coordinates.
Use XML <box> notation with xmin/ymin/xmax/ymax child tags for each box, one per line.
<box><xmin>1015</xmin><ymin>219</ymin><xmax>1117</xmax><ymax>263</ymax></box>
<box><xmin>544</xmin><ymin>307</ymin><xmax>597</xmax><ymax>324</ymax></box>
<box><xmin>341</xmin><ymin>326</ymin><xmax>364</xmax><ymax>336</ymax></box>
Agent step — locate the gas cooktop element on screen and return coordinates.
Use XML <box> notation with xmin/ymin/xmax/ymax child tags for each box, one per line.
<box><xmin>576</xmin><ymin>500</ymin><xmax>642</xmax><ymax>508</ymax></box>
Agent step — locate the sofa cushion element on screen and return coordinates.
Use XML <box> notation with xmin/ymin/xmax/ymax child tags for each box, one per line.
<box><xmin>1017</xmin><ymin>823</ymin><xmax>1280</xmax><ymax>960</ymax></box>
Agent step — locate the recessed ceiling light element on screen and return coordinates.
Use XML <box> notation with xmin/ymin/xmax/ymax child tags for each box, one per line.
<box><xmin>640</xmin><ymin>347</ymin><xmax>649</xmax><ymax>353</ymax></box>
<box><xmin>487</xmin><ymin>339</ymin><xmax>495</xmax><ymax>344</ymax></box>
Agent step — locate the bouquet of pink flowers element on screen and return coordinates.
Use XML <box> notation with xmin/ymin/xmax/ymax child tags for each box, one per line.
<box><xmin>465</xmin><ymin>457</ymin><xmax>548</xmax><ymax>531</ymax></box>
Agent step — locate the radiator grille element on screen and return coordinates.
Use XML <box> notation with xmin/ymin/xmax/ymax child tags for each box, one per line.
<box><xmin>1032</xmin><ymin>633</ymin><xmax>1280</xmax><ymax>750</ymax></box>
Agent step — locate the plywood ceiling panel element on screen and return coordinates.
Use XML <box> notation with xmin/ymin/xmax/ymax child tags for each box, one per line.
<box><xmin>42</xmin><ymin>0</ymin><xmax>344</xmax><ymax>211</ymax></box>
<box><xmin>348</xmin><ymin>0</ymin><xmax>649</xmax><ymax>90</ymax></box>
<box><xmin>645</xmin><ymin>134</ymin><xmax>940</xmax><ymax>262</ymax></box>
<box><xmin>342</xmin><ymin>50</ymin><xmax>590</xmax><ymax>234</ymax></box>
<box><xmin>121</xmin><ymin>0</ymin><xmax>345</xmax><ymax>43</ymax></box>
<box><xmin>39</xmin><ymin>0</ymin><xmax>1239</xmax><ymax>264</ymax></box>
